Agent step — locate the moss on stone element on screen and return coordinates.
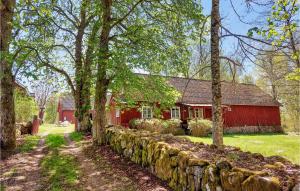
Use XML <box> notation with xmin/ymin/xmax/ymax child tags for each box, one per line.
<box><xmin>201</xmin><ymin>165</ymin><xmax>221</xmax><ymax>191</ymax></box>
<box><xmin>241</xmin><ymin>175</ymin><xmax>280</xmax><ymax>191</ymax></box>
<box><xmin>220</xmin><ymin>169</ymin><xmax>246</xmax><ymax>191</ymax></box>
<box><xmin>188</xmin><ymin>158</ymin><xmax>209</xmax><ymax>167</ymax></box>
<box><xmin>178</xmin><ymin>151</ymin><xmax>192</xmax><ymax>169</ymax></box>
<box><xmin>232</xmin><ymin>167</ymin><xmax>268</xmax><ymax>177</ymax></box>
<box><xmin>154</xmin><ymin>147</ymin><xmax>174</xmax><ymax>181</ymax></box>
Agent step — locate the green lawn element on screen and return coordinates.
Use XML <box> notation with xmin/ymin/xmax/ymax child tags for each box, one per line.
<box><xmin>38</xmin><ymin>123</ymin><xmax>75</xmax><ymax>136</ymax></box>
<box><xmin>184</xmin><ymin>134</ymin><xmax>300</xmax><ymax>165</ymax></box>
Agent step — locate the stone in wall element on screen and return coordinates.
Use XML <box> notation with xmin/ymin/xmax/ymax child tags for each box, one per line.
<box><xmin>104</xmin><ymin>127</ymin><xmax>299</xmax><ymax>191</ymax></box>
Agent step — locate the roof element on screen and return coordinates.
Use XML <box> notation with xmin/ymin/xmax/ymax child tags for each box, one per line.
<box><xmin>166</xmin><ymin>76</ymin><xmax>280</xmax><ymax>106</ymax></box>
<box><xmin>59</xmin><ymin>93</ymin><xmax>113</xmax><ymax>111</ymax></box>
<box><xmin>59</xmin><ymin>96</ymin><xmax>75</xmax><ymax>110</ymax></box>
<box><xmin>14</xmin><ymin>82</ymin><xmax>34</xmax><ymax>97</ymax></box>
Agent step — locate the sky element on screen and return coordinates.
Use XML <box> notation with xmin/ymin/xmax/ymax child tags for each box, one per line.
<box><xmin>201</xmin><ymin>0</ymin><xmax>271</xmax><ymax>74</ymax></box>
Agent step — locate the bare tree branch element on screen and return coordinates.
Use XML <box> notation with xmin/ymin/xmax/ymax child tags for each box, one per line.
<box><xmin>111</xmin><ymin>0</ymin><xmax>144</xmax><ymax>28</ymax></box>
<box><xmin>31</xmin><ymin>48</ymin><xmax>76</xmax><ymax>95</ymax></box>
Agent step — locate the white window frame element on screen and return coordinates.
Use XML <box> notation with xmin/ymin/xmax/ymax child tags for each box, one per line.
<box><xmin>194</xmin><ymin>108</ymin><xmax>204</xmax><ymax>119</ymax></box>
<box><xmin>116</xmin><ymin>109</ymin><xmax>120</xmax><ymax>118</ymax></box>
<box><xmin>188</xmin><ymin>107</ymin><xmax>193</xmax><ymax>119</ymax></box>
<box><xmin>171</xmin><ymin>107</ymin><xmax>181</xmax><ymax>119</ymax></box>
<box><xmin>142</xmin><ymin>106</ymin><xmax>153</xmax><ymax>119</ymax></box>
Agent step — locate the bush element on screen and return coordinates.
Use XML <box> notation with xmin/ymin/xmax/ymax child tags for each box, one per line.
<box><xmin>129</xmin><ymin>118</ymin><xmax>140</xmax><ymax>129</ymax></box>
<box><xmin>129</xmin><ymin>118</ymin><xmax>185</xmax><ymax>135</ymax></box>
<box><xmin>189</xmin><ymin>119</ymin><xmax>212</xmax><ymax>137</ymax></box>
<box><xmin>15</xmin><ymin>89</ymin><xmax>38</xmax><ymax>123</ymax></box>
<box><xmin>44</xmin><ymin>96</ymin><xmax>58</xmax><ymax>124</ymax></box>
<box><xmin>134</xmin><ymin>118</ymin><xmax>165</xmax><ymax>132</ymax></box>
<box><xmin>161</xmin><ymin>119</ymin><xmax>185</xmax><ymax>135</ymax></box>
<box><xmin>165</xmin><ymin>119</ymin><xmax>181</xmax><ymax>128</ymax></box>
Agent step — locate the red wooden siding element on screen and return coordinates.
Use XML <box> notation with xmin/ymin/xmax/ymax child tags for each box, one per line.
<box><xmin>121</xmin><ymin>108</ymin><xmax>141</xmax><ymax>126</ymax></box>
<box><xmin>59</xmin><ymin>110</ymin><xmax>75</xmax><ymax>124</ymax></box>
<box><xmin>108</xmin><ymin>100</ymin><xmax>121</xmax><ymax>125</ymax></box>
<box><xmin>223</xmin><ymin>105</ymin><xmax>281</xmax><ymax>127</ymax></box>
<box><xmin>112</xmin><ymin>104</ymin><xmax>280</xmax><ymax>128</ymax></box>
<box><xmin>57</xmin><ymin>100</ymin><xmax>75</xmax><ymax>124</ymax></box>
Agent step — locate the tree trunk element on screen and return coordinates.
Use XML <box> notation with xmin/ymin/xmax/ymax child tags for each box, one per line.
<box><xmin>93</xmin><ymin>0</ymin><xmax>112</xmax><ymax>144</ymax></box>
<box><xmin>80</xmin><ymin>21</ymin><xmax>100</xmax><ymax>133</ymax></box>
<box><xmin>74</xmin><ymin>1</ymin><xmax>91</xmax><ymax>132</ymax></box>
<box><xmin>286</xmin><ymin>19</ymin><xmax>300</xmax><ymax>68</ymax></box>
<box><xmin>0</xmin><ymin>0</ymin><xmax>16</xmax><ymax>150</ymax></box>
<box><xmin>210</xmin><ymin>0</ymin><xmax>223</xmax><ymax>147</ymax></box>
<box><xmin>93</xmin><ymin>78</ymin><xmax>109</xmax><ymax>144</ymax></box>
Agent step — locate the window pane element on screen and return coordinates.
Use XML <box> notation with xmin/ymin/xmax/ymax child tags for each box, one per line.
<box><xmin>171</xmin><ymin>107</ymin><xmax>180</xmax><ymax>119</ymax></box>
<box><xmin>194</xmin><ymin>108</ymin><xmax>203</xmax><ymax>118</ymax></box>
<box><xmin>142</xmin><ymin>107</ymin><xmax>152</xmax><ymax>119</ymax></box>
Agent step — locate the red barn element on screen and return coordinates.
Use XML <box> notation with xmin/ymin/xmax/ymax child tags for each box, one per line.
<box><xmin>56</xmin><ymin>95</ymin><xmax>112</xmax><ymax>125</ymax></box>
<box><xmin>108</xmin><ymin>76</ymin><xmax>282</xmax><ymax>133</ymax></box>
<box><xmin>57</xmin><ymin>96</ymin><xmax>76</xmax><ymax>124</ymax></box>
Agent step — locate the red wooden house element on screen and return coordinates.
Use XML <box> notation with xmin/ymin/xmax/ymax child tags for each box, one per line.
<box><xmin>108</xmin><ymin>76</ymin><xmax>282</xmax><ymax>133</ymax></box>
<box><xmin>57</xmin><ymin>96</ymin><xmax>76</xmax><ymax>124</ymax></box>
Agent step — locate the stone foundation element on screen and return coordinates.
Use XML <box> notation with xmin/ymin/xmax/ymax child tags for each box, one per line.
<box><xmin>224</xmin><ymin>126</ymin><xmax>283</xmax><ymax>134</ymax></box>
<box><xmin>104</xmin><ymin>127</ymin><xmax>298</xmax><ymax>191</ymax></box>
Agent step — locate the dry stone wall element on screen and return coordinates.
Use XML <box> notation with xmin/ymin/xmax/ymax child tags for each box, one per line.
<box><xmin>104</xmin><ymin>127</ymin><xmax>299</xmax><ymax>191</ymax></box>
<box><xmin>223</xmin><ymin>126</ymin><xmax>283</xmax><ymax>134</ymax></box>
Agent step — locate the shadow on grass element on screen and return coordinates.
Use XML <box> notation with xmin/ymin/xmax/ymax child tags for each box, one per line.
<box><xmin>69</xmin><ymin>132</ymin><xmax>84</xmax><ymax>142</ymax></box>
<box><xmin>45</xmin><ymin>134</ymin><xmax>66</xmax><ymax>149</ymax></box>
<box><xmin>19</xmin><ymin>135</ymin><xmax>40</xmax><ymax>152</ymax></box>
<box><xmin>41</xmin><ymin>149</ymin><xmax>80</xmax><ymax>191</ymax></box>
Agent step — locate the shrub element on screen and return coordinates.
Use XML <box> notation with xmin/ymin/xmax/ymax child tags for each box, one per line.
<box><xmin>165</xmin><ymin>119</ymin><xmax>181</xmax><ymax>128</ymax></box>
<box><xmin>139</xmin><ymin>118</ymin><xmax>165</xmax><ymax>132</ymax></box>
<box><xmin>129</xmin><ymin>118</ymin><xmax>140</xmax><ymax>129</ymax></box>
<box><xmin>189</xmin><ymin>119</ymin><xmax>212</xmax><ymax>137</ymax></box>
<box><xmin>15</xmin><ymin>89</ymin><xmax>38</xmax><ymax>123</ymax></box>
<box><xmin>161</xmin><ymin>119</ymin><xmax>185</xmax><ymax>135</ymax></box>
<box><xmin>44</xmin><ymin>96</ymin><xmax>58</xmax><ymax>124</ymax></box>
<box><xmin>129</xmin><ymin>118</ymin><xmax>185</xmax><ymax>135</ymax></box>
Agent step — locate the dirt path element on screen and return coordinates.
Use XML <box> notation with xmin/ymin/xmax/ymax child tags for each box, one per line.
<box><xmin>62</xmin><ymin>134</ymin><xmax>171</xmax><ymax>191</ymax></box>
<box><xmin>1</xmin><ymin>134</ymin><xmax>171</xmax><ymax>191</ymax></box>
<box><xmin>0</xmin><ymin>139</ymin><xmax>47</xmax><ymax>191</ymax></box>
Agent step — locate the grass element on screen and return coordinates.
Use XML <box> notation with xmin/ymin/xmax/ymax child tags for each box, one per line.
<box><xmin>19</xmin><ymin>135</ymin><xmax>40</xmax><ymax>152</ymax></box>
<box><xmin>69</xmin><ymin>132</ymin><xmax>83</xmax><ymax>142</ymax></box>
<box><xmin>41</xmin><ymin>150</ymin><xmax>80</xmax><ymax>191</ymax></box>
<box><xmin>183</xmin><ymin>133</ymin><xmax>300</xmax><ymax>165</ymax></box>
<box><xmin>38</xmin><ymin>123</ymin><xmax>75</xmax><ymax>136</ymax></box>
<box><xmin>45</xmin><ymin>134</ymin><xmax>66</xmax><ymax>149</ymax></box>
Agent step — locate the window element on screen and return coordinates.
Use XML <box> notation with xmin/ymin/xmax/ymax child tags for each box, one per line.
<box><xmin>171</xmin><ymin>107</ymin><xmax>180</xmax><ymax>119</ymax></box>
<box><xmin>142</xmin><ymin>106</ymin><xmax>152</xmax><ymax>119</ymax></box>
<box><xmin>116</xmin><ymin>109</ymin><xmax>120</xmax><ymax>117</ymax></box>
<box><xmin>194</xmin><ymin>108</ymin><xmax>203</xmax><ymax>119</ymax></box>
<box><xmin>188</xmin><ymin>108</ymin><xmax>193</xmax><ymax>119</ymax></box>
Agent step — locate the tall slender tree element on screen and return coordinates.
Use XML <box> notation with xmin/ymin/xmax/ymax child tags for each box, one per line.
<box><xmin>0</xmin><ymin>0</ymin><xmax>17</xmax><ymax>150</ymax></box>
<box><xmin>210</xmin><ymin>0</ymin><xmax>223</xmax><ymax>147</ymax></box>
<box><xmin>93</xmin><ymin>0</ymin><xmax>112</xmax><ymax>143</ymax></box>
